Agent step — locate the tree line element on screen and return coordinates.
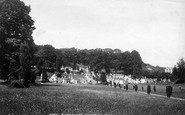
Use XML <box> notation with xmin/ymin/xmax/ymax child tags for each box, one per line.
<box><xmin>34</xmin><ymin>45</ymin><xmax>143</xmax><ymax>77</ymax></box>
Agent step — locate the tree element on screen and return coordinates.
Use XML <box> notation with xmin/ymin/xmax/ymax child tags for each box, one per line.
<box><xmin>172</xmin><ymin>66</ymin><xmax>178</xmax><ymax>77</ymax></box>
<box><xmin>19</xmin><ymin>43</ymin><xmax>31</xmax><ymax>87</ymax></box>
<box><xmin>114</xmin><ymin>48</ymin><xmax>121</xmax><ymax>53</ymax></box>
<box><xmin>60</xmin><ymin>48</ymin><xmax>78</xmax><ymax>67</ymax></box>
<box><xmin>69</xmin><ymin>48</ymin><xmax>78</xmax><ymax>69</ymax></box>
<box><xmin>120</xmin><ymin>51</ymin><xmax>133</xmax><ymax>75</ymax></box>
<box><xmin>35</xmin><ymin>45</ymin><xmax>56</xmax><ymax>69</ymax></box>
<box><xmin>89</xmin><ymin>49</ymin><xmax>105</xmax><ymax>73</ymax></box>
<box><xmin>55</xmin><ymin>50</ymin><xmax>63</xmax><ymax>72</ymax></box>
<box><xmin>77</xmin><ymin>49</ymin><xmax>90</xmax><ymax>66</ymax></box>
<box><xmin>110</xmin><ymin>59</ymin><xmax>120</xmax><ymax>74</ymax></box>
<box><xmin>176</xmin><ymin>58</ymin><xmax>185</xmax><ymax>83</ymax></box>
<box><xmin>104</xmin><ymin>48</ymin><xmax>113</xmax><ymax>54</ymax></box>
<box><xmin>100</xmin><ymin>71</ymin><xmax>107</xmax><ymax>83</ymax></box>
<box><xmin>0</xmin><ymin>0</ymin><xmax>35</xmax><ymax>80</ymax></box>
<box><xmin>130</xmin><ymin>50</ymin><xmax>143</xmax><ymax>79</ymax></box>
<box><xmin>171</xmin><ymin>65</ymin><xmax>178</xmax><ymax>81</ymax></box>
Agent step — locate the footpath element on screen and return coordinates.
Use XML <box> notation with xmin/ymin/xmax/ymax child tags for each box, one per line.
<box><xmin>137</xmin><ymin>91</ymin><xmax>185</xmax><ymax>101</ymax></box>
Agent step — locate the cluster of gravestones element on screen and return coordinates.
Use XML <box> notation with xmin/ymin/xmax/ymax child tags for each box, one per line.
<box><xmin>112</xmin><ymin>82</ymin><xmax>129</xmax><ymax>90</ymax></box>
<box><xmin>112</xmin><ymin>83</ymin><xmax>173</xmax><ymax>98</ymax></box>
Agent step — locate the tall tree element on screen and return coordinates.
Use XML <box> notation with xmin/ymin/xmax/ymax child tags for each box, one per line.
<box><xmin>172</xmin><ymin>65</ymin><xmax>178</xmax><ymax>81</ymax></box>
<box><xmin>121</xmin><ymin>51</ymin><xmax>133</xmax><ymax>75</ymax></box>
<box><xmin>130</xmin><ymin>50</ymin><xmax>143</xmax><ymax>78</ymax></box>
<box><xmin>176</xmin><ymin>58</ymin><xmax>185</xmax><ymax>83</ymax></box>
<box><xmin>0</xmin><ymin>0</ymin><xmax>35</xmax><ymax>80</ymax></box>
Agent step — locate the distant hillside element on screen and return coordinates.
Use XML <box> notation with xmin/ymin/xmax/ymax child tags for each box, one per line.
<box><xmin>142</xmin><ymin>63</ymin><xmax>165</xmax><ymax>73</ymax></box>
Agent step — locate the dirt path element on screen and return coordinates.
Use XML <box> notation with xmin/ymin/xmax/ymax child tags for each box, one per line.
<box><xmin>138</xmin><ymin>91</ymin><xmax>185</xmax><ymax>101</ymax></box>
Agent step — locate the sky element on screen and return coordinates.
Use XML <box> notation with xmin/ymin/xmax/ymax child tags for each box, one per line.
<box><xmin>22</xmin><ymin>0</ymin><xmax>185</xmax><ymax>67</ymax></box>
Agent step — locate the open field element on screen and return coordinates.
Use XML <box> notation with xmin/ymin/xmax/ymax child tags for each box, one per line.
<box><xmin>0</xmin><ymin>83</ymin><xmax>185</xmax><ymax>115</ymax></box>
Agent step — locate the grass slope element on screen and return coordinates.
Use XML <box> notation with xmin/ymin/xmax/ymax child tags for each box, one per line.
<box><xmin>0</xmin><ymin>83</ymin><xmax>185</xmax><ymax>115</ymax></box>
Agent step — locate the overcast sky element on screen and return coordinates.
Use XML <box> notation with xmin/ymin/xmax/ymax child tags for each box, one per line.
<box><xmin>22</xmin><ymin>0</ymin><xmax>185</xmax><ymax>67</ymax></box>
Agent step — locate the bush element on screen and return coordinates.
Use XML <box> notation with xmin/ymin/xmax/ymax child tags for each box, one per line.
<box><xmin>134</xmin><ymin>84</ymin><xmax>138</xmax><ymax>92</ymax></box>
<box><xmin>153</xmin><ymin>86</ymin><xmax>156</xmax><ymax>92</ymax></box>
<box><xmin>125</xmin><ymin>84</ymin><xmax>128</xmax><ymax>90</ymax></box>
<box><xmin>147</xmin><ymin>85</ymin><xmax>151</xmax><ymax>94</ymax></box>
<box><xmin>166</xmin><ymin>85</ymin><xmax>173</xmax><ymax>98</ymax></box>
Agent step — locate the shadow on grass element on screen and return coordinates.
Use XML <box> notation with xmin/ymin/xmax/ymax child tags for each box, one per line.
<box><xmin>0</xmin><ymin>80</ymin><xmax>63</xmax><ymax>87</ymax></box>
<box><xmin>30</xmin><ymin>82</ymin><xmax>63</xmax><ymax>87</ymax></box>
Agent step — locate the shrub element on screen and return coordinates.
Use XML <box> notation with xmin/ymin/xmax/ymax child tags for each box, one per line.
<box><xmin>153</xmin><ymin>86</ymin><xmax>156</xmax><ymax>92</ymax></box>
<box><xmin>166</xmin><ymin>85</ymin><xmax>173</xmax><ymax>98</ymax></box>
<box><xmin>134</xmin><ymin>84</ymin><xmax>138</xmax><ymax>91</ymax></box>
<box><xmin>125</xmin><ymin>84</ymin><xmax>128</xmax><ymax>90</ymax></box>
<box><xmin>147</xmin><ymin>85</ymin><xmax>151</xmax><ymax>94</ymax></box>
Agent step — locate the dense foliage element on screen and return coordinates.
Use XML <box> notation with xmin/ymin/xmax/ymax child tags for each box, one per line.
<box><xmin>142</xmin><ymin>70</ymin><xmax>171</xmax><ymax>81</ymax></box>
<box><xmin>172</xmin><ymin>58</ymin><xmax>185</xmax><ymax>83</ymax></box>
<box><xmin>49</xmin><ymin>48</ymin><xmax>143</xmax><ymax>77</ymax></box>
<box><xmin>0</xmin><ymin>0</ymin><xmax>35</xmax><ymax>82</ymax></box>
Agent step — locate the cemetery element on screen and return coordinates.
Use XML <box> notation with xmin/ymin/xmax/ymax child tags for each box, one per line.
<box><xmin>1</xmin><ymin>58</ymin><xmax>185</xmax><ymax>114</ymax></box>
<box><xmin>0</xmin><ymin>0</ymin><xmax>185</xmax><ymax>114</ymax></box>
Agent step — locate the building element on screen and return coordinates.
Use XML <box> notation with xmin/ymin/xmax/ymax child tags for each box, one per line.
<box><xmin>165</xmin><ymin>67</ymin><xmax>173</xmax><ymax>74</ymax></box>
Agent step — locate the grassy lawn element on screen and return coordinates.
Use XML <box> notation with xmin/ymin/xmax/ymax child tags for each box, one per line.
<box><xmin>0</xmin><ymin>83</ymin><xmax>185</xmax><ymax>115</ymax></box>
